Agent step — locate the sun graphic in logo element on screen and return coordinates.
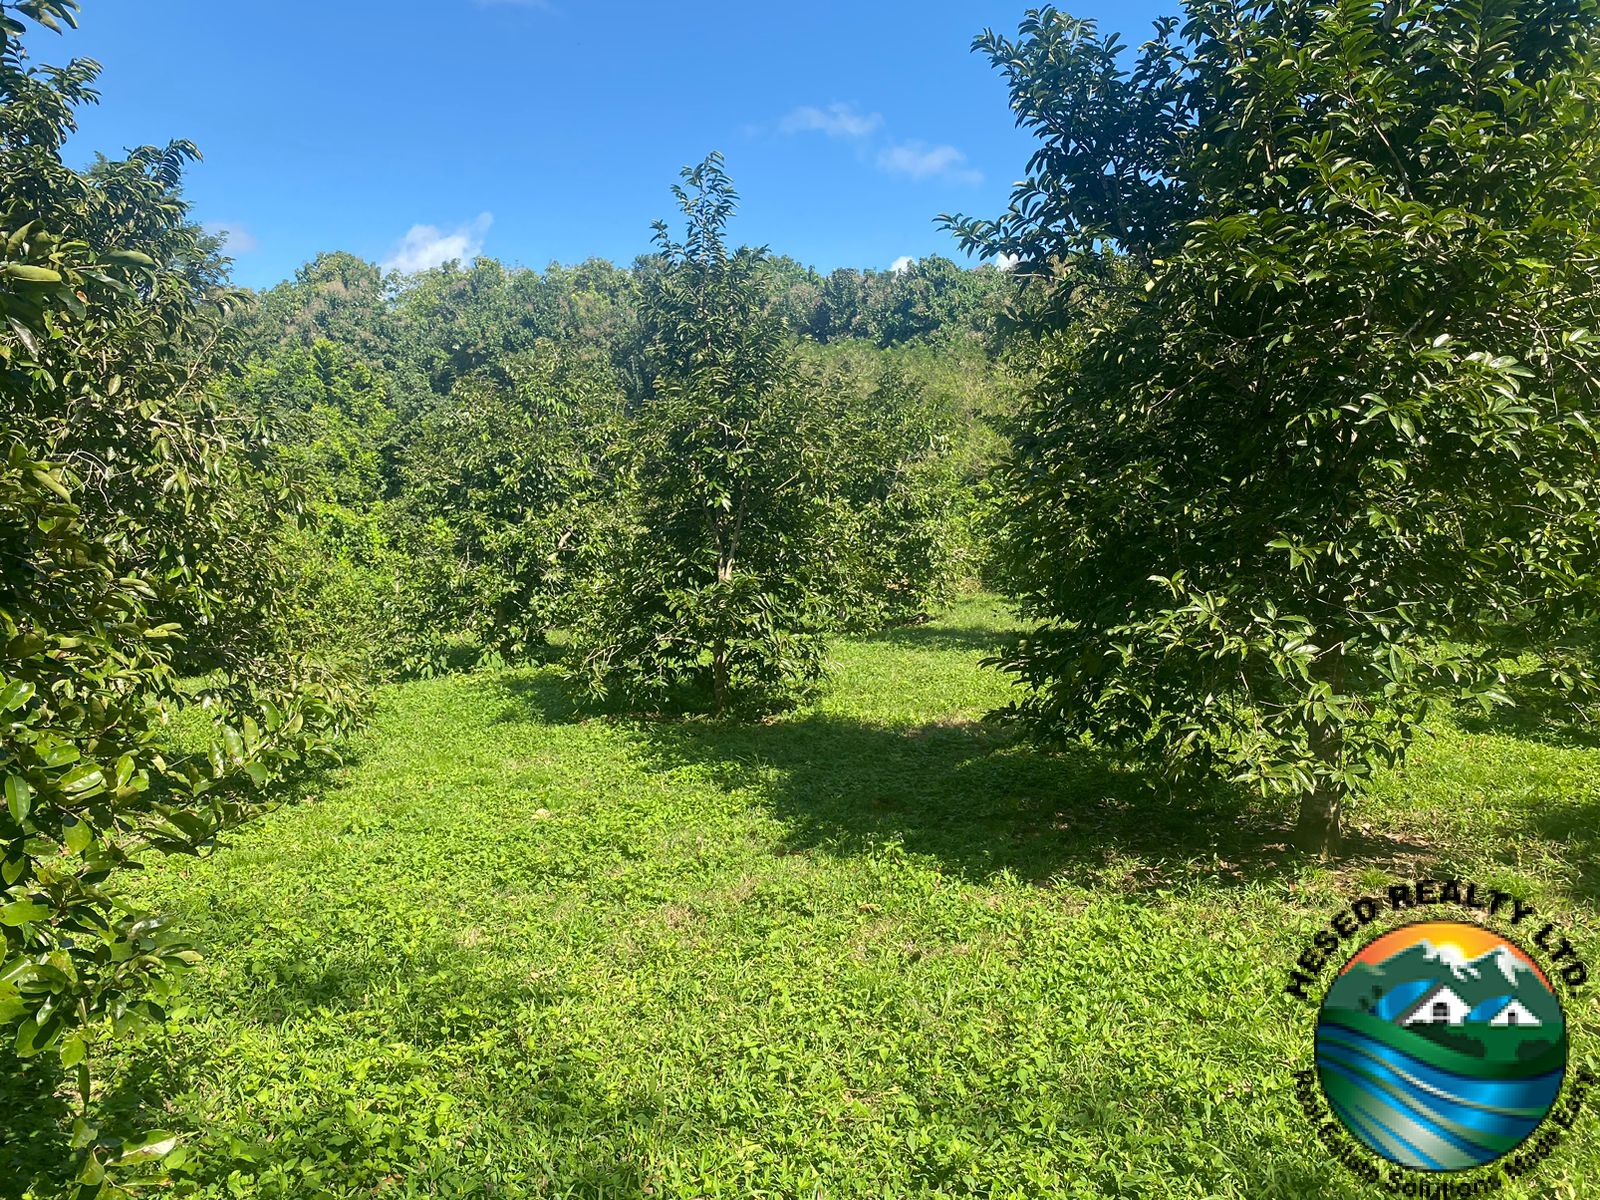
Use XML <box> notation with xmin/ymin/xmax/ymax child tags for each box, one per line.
<box><xmin>1316</xmin><ymin>920</ymin><xmax>1568</xmax><ymax>1172</ymax></box>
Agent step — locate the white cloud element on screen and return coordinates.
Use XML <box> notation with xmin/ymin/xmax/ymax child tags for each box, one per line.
<box><xmin>382</xmin><ymin>213</ymin><xmax>493</xmax><ymax>274</ymax></box>
<box><xmin>876</xmin><ymin>142</ymin><xmax>983</xmax><ymax>185</ymax></box>
<box><xmin>890</xmin><ymin>255</ymin><xmax>916</xmax><ymax>274</ymax></box>
<box><xmin>779</xmin><ymin>103</ymin><xmax>883</xmax><ymax>139</ymax></box>
<box><xmin>204</xmin><ymin>222</ymin><xmax>258</xmax><ymax>255</ymax></box>
<box><xmin>766</xmin><ymin>107</ymin><xmax>982</xmax><ymax>191</ymax></box>
<box><xmin>994</xmin><ymin>252</ymin><xmax>1021</xmax><ymax>272</ymax></box>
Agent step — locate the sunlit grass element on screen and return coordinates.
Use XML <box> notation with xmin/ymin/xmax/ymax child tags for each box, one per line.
<box><xmin>7</xmin><ymin>593</ymin><xmax>1599</xmax><ymax>1198</ymax></box>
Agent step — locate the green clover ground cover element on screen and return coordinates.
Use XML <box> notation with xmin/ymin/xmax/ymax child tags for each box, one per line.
<box><xmin>7</xmin><ymin>595</ymin><xmax>1600</xmax><ymax>1198</ymax></box>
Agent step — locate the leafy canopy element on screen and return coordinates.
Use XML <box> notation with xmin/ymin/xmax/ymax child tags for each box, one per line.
<box><xmin>576</xmin><ymin>154</ymin><xmax>836</xmax><ymax>716</ymax></box>
<box><xmin>2</xmin><ymin>2</ymin><xmax>362</xmax><ymax>1186</ymax></box>
<box><xmin>945</xmin><ymin>0</ymin><xmax>1600</xmax><ymax>852</ymax></box>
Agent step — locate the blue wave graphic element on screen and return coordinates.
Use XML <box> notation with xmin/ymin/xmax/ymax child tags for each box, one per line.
<box><xmin>1316</xmin><ymin>1024</ymin><xmax>1563</xmax><ymax>1170</ymax></box>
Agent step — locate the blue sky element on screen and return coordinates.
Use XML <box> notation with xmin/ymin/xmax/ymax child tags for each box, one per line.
<box><xmin>46</xmin><ymin>0</ymin><xmax>1172</xmax><ymax>289</ymax></box>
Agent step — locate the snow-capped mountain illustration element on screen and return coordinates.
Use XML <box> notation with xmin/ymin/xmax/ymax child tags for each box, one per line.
<box><xmin>1420</xmin><ymin>940</ymin><xmax>1535</xmax><ymax>987</ymax></box>
<box><xmin>1325</xmin><ymin>936</ymin><xmax>1562</xmax><ymax>1032</ymax></box>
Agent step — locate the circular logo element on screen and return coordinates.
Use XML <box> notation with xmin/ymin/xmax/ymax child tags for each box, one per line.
<box><xmin>1315</xmin><ymin>920</ymin><xmax>1568</xmax><ymax>1172</ymax></box>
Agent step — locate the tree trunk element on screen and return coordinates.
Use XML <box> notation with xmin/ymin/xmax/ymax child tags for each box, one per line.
<box><xmin>712</xmin><ymin>545</ymin><xmax>733</xmax><ymax>717</ymax></box>
<box><xmin>1294</xmin><ymin>783</ymin><xmax>1344</xmax><ymax>856</ymax></box>
<box><xmin>1295</xmin><ymin>646</ymin><xmax>1349</xmax><ymax>856</ymax></box>
<box><xmin>712</xmin><ymin>638</ymin><xmax>729</xmax><ymax>717</ymax></box>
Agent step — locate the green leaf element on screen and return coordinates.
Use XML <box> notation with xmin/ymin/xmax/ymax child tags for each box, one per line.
<box><xmin>1</xmin><ymin>263</ymin><xmax>62</xmax><ymax>283</ymax></box>
<box><xmin>0</xmin><ymin>989</ymin><xmax>25</xmax><ymax>1025</ymax></box>
<box><xmin>101</xmin><ymin>249</ymin><xmax>157</xmax><ymax>268</ymax></box>
<box><xmin>0</xmin><ymin>900</ymin><xmax>51</xmax><ymax>925</ymax></box>
<box><xmin>115</xmin><ymin>1131</ymin><xmax>179</xmax><ymax>1164</ymax></box>
<box><xmin>70</xmin><ymin>1118</ymin><xmax>98</xmax><ymax>1152</ymax></box>
<box><xmin>38</xmin><ymin>740</ymin><xmax>79</xmax><ymax>768</ymax></box>
<box><xmin>77</xmin><ymin>1152</ymin><xmax>105</xmax><ymax>1186</ymax></box>
<box><xmin>29</xmin><ymin>468</ymin><xmax>72</xmax><ymax>501</ymax></box>
<box><xmin>14</xmin><ymin>1011</ymin><xmax>63</xmax><ymax>1056</ymax></box>
<box><xmin>0</xmin><ymin>680</ymin><xmax>35</xmax><ymax>711</ymax></box>
<box><xmin>5</xmin><ymin>776</ymin><xmax>31</xmax><ymax>824</ymax></box>
<box><xmin>58</xmin><ymin>763</ymin><xmax>105</xmax><ymax>796</ymax></box>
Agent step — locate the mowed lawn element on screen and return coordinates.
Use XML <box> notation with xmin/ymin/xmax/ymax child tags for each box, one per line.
<box><xmin>12</xmin><ymin>595</ymin><xmax>1600</xmax><ymax>1198</ymax></box>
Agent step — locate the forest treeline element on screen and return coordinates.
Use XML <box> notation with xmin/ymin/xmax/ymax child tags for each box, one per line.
<box><xmin>221</xmin><ymin>224</ymin><xmax>1023</xmax><ymax>690</ymax></box>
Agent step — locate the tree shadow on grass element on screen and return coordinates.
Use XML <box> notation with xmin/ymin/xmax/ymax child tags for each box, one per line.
<box><xmin>859</xmin><ymin>622</ymin><xmax>1018</xmax><ymax>656</ymax></box>
<box><xmin>626</xmin><ymin>711</ymin><xmax>1391</xmax><ymax>891</ymax></box>
<box><xmin>1504</xmin><ymin>791</ymin><xmax>1600</xmax><ymax>904</ymax></box>
<box><xmin>1436</xmin><ymin>683</ymin><xmax>1600</xmax><ymax>899</ymax></box>
<box><xmin>0</xmin><ymin>1043</ymin><xmax>193</xmax><ymax>1200</ymax></box>
<box><xmin>2</xmin><ymin>952</ymin><xmax>670</xmax><ymax>1198</ymax></box>
<box><xmin>1452</xmin><ymin>686</ymin><xmax>1600</xmax><ymax>751</ymax></box>
<box><xmin>196</xmin><ymin>934</ymin><xmax>561</xmax><ymax>1044</ymax></box>
<box><xmin>10</xmin><ymin>1039</ymin><xmax>664</xmax><ymax>1199</ymax></box>
<box><xmin>0</xmin><ymin>1051</ymin><xmax>72</xmax><ymax>1200</ymax></box>
<box><xmin>489</xmin><ymin>667</ymin><xmax>586</xmax><ymax>726</ymax></box>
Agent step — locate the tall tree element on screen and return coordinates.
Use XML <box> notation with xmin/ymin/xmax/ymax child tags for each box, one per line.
<box><xmin>576</xmin><ymin>154</ymin><xmax>834</xmax><ymax>715</ymax></box>
<box><xmin>221</xmin><ymin>337</ymin><xmax>395</xmax><ymax>508</ymax></box>
<box><xmin>946</xmin><ymin>1</ymin><xmax>1600</xmax><ymax>853</ymax></box>
<box><xmin>237</xmin><ymin>251</ymin><xmax>391</xmax><ymax>359</ymax></box>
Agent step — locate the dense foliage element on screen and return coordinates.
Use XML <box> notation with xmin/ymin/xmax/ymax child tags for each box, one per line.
<box><xmin>2</xmin><ymin>2</ymin><xmax>361</xmax><ymax>1188</ymax></box>
<box><xmin>209</xmin><ymin>155</ymin><xmax>1014</xmax><ymax>698</ymax></box>
<box><xmin>573</xmin><ymin>156</ymin><xmax>838</xmax><ymax>715</ymax></box>
<box><xmin>796</xmin><ymin>339</ymin><xmax>1006</xmax><ymax>631</ymax></box>
<box><xmin>947</xmin><ymin>0</ymin><xmax>1600</xmax><ymax>852</ymax></box>
<box><xmin>387</xmin><ymin>342</ymin><xmax>625</xmax><ymax>676</ymax></box>
<box><xmin>763</xmin><ymin>252</ymin><xmax>1018</xmax><ymax>350</ymax></box>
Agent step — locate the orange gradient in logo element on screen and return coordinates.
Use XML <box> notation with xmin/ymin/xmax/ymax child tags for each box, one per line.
<box><xmin>1341</xmin><ymin>921</ymin><xmax>1550</xmax><ymax>988</ymax></box>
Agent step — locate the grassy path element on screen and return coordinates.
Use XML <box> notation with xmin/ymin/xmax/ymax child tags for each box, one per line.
<box><xmin>11</xmin><ymin>596</ymin><xmax>1600</xmax><ymax>1198</ymax></box>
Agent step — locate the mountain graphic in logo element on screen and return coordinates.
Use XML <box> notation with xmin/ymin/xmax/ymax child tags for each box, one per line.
<box><xmin>1316</xmin><ymin>920</ymin><xmax>1568</xmax><ymax>1171</ymax></box>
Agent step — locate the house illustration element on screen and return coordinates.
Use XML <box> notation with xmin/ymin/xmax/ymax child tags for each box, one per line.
<box><xmin>1488</xmin><ymin>999</ymin><xmax>1541</xmax><ymax>1028</ymax></box>
<box><xmin>1396</xmin><ymin>983</ymin><xmax>1543</xmax><ymax>1028</ymax></box>
<box><xmin>1400</xmin><ymin>983</ymin><xmax>1472</xmax><ymax>1026</ymax></box>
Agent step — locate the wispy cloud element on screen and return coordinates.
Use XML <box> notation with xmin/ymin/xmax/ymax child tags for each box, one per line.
<box><xmin>762</xmin><ymin>103</ymin><xmax>981</xmax><ymax>188</ymax></box>
<box><xmin>779</xmin><ymin>102</ymin><xmax>883</xmax><ymax>139</ymax></box>
<box><xmin>204</xmin><ymin>222</ymin><xmax>258</xmax><ymax>255</ymax></box>
<box><xmin>876</xmin><ymin>142</ymin><xmax>983</xmax><ymax>185</ymax></box>
<box><xmin>890</xmin><ymin>255</ymin><xmax>916</xmax><ymax>274</ymax></box>
<box><xmin>994</xmin><ymin>252</ymin><xmax>1021</xmax><ymax>272</ymax></box>
<box><xmin>382</xmin><ymin>213</ymin><xmax>493</xmax><ymax>274</ymax></box>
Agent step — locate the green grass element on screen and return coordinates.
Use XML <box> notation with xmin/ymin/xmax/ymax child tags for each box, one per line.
<box><xmin>7</xmin><ymin>593</ymin><xmax>1600</xmax><ymax>1198</ymax></box>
